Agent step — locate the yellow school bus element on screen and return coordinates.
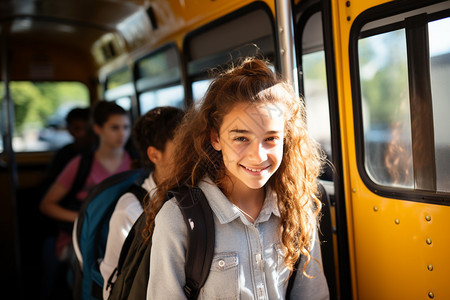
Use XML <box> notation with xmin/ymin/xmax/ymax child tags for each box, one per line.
<box><xmin>1</xmin><ymin>0</ymin><xmax>449</xmax><ymax>299</ymax></box>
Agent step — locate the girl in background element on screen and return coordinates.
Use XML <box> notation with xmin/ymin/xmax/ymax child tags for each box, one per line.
<box><xmin>39</xmin><ymin>100</ymin><xmax>132</xmax><ymax>298</ymax></box>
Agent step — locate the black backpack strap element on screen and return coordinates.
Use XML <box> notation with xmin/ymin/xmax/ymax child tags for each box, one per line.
<box><xmin>107</xmin><ymin>212</ymin><xmax>148</xmax><ymax>299</ymax></box>
<box><xmin>127</xmin><ymin>184</ymin><xmax>148</xmax><ymax>206</ymax></box>
<box><xmin>66</xmin><ymin>149</ymin><xmax>95</xmax><ymax>201</ymax></box>
<box><xmin>286</xmin><ymin>256</ymin><xmax>301</xmax><ymax>299</ymax></box>
<box><xmin>167</xmin><ymin>186</ymin><xmax>215</xmax><ymax>300</ymax></box>
<box><xmin>58</xmin><ymin>150</ymin><xmax>95</xmax><ymax>233</ymax></box>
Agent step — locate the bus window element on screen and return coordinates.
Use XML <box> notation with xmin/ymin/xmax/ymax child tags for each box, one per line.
<box><xmin>105</xmin><ymin>66</ymin><xmax>133</xmax><ymax>90</ymax></box>
<box><xmin>104</xmin><ymin>66</ymin><xmax>134</xmax><ymax>111</ymax></box>
<box><xmin>298</xmin><ymin>10</ymin><xmax>332</xmax><ymax>180</ymax></box>
<box><xmin>429</xmin><ymin>17</ymin><xmax>450</xmax><ymax>192</ymax></box>
<box><xmin>139</xmin><ymin>85</ymin><xmax>184</xmax><ymax>113</ymax></box>
<box><xmin>354</xmin><ymin>4</ymin><xmax>450</xmax><ymax>195</ymax></box>
<box><xmin>358</xmin><ymin>29</ymin><xmax>412</xmax><ymax>188</ymax></box>
<box><xmin>135</xmin><ymin>44</ymin><xmax>184</xmax><ymax>113</ymax></box>
<box><xmin>303</xmin><ymin>50</ymin><xmax>331</xmax><ymax>155</ymax></box>
<box><xmin>192</xmin><ymin>79</ymin><xmax>211</xmax><ymax>104</ymax></box>
<box><xmin>0</xmin><ymin>81</ymin><xmax>89</xmax><ymax>152</ymax></box>
<box><xmin>184</xmin><ymin>2</ymin><xmax>276</xmax><ymax>104</ymax></box>
<box><xmin>115</xmin><ymin>97</ymin><xmax>132</xmax><ymax>111</ymax></box>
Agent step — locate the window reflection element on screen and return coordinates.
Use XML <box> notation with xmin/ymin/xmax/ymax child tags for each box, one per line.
<box><xmin>358</xmin><ymin>30</ymin><xmax>413</xmax><ymax>187</ymax></box>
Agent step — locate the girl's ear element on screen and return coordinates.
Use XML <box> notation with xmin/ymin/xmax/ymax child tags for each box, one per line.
<box><xmin>210</xmin><ymin>130</ymin><xmax>222</xmax><ymax>151</ymax></box>
<box><xmin>147</xmin><ymin>146</ymin><xmax>162</xmax><ymax>164</ymax></box>
<box><xmin>93</xmin><ymin>124</ymin><xmax>101</xmax><ymax>136</ymax></box>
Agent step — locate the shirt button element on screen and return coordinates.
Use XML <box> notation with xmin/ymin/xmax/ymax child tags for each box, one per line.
<box><xmin>218</xmin><ymin>259</ymin><xmax>225</xmax><ymax>268</ymax></box>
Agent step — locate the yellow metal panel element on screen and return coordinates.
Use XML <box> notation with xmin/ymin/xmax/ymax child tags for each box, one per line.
<box><xmin>352</xmin><ymin>188</ymin><xmax>450</xmax><ymax>299</ymax></box>
<box><xmin>331</xmin><ymin>0</ymin><xmax>450</xmax><ymax>299</ymax></box>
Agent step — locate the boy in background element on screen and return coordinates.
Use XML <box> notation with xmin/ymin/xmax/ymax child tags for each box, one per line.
<box><xmin>100</xmin><ymin>106</ymin><xmax>185</xmax><ymax>299</ymax></box>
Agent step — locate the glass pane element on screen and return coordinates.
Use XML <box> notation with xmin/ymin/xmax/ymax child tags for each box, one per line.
<box><xmin>192</xmin><ymin>79</ymin><xmax>211</xmax><ymax>108</ymax></box>
<box><xmin>303</xmin><ymin>51</ymin><xmax>331</xmax><ymax>159</ymax></box>
<box><xmin>1</xmin><ymin>81</ymin><xmax>89</xmax><ymax>152</ymax></box>
<box><xmin>358</xmin><ymin>30</ymin><xmax>413</xmax><ymax>187</ymax></box>
<box><xmin>429</xmin><ymin>17</ymin><xmax>450</xmax><ymax>192</ymax></box>
<box><xmin>115</xmin><ymin>97</ymin><xmax>132</xmax><ymax>111</ymax></box>
<box><xmin>139</xmin><ymin>85</ymin><xmax>184</xmax><ymax>114</ymax></box>
<box><xmin>137</xmin><ymin>46</ymin><xmax>180</xmax><ymax>81</ymax></box>
<box><xmin>106</xmin><ymin>67</ymin><xmax>132</xmax><ymax>90</ymax></box>
<box><xmin>301</xmin><ymin>11</ymin><xmax>332</xmax><ymax>181</ymax></box>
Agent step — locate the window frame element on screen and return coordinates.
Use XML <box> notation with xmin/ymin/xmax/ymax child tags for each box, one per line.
<box><xmin>134</xmin><ymin>43</ymin><xmax>185</xmax><ymax>113</ymax></box>
<box><xmin>183</xmin><ymin>1</ymin><xmax>277</xmax><ymax>106</ymax></box>
<box><xmin>349</xmin><ymin>0</ymin><xmax>450</xmax><ymax>205</ymax></box>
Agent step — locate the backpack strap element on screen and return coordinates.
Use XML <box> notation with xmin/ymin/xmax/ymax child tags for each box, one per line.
<box><xmin>65</xmin><ymin>149</ymin><xmax>95</xmax><ymax>204</ymax></box>
<box><xmin>126</xmin><ymin>184</ymin><xmax>148</xmax><ymax>206</ymax></box>
<box><xmin>167</xmin><ymin>186</ymin><xmax>215</xmax><ymax>300</ymax></box>
<box><xmin>285</xmin><ymin>255</ymin><xmax>301</xmax><ymax>299</ymax></box>
<box><xmin>58</xmin><ymin>149</ymin><xmax>95</xmax><ymax>233</ymax></box>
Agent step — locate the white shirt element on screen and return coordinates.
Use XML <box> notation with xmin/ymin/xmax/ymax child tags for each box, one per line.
<box><xmin>100</xmin><ymin>172</ymin><xmax>156</xmax><ymax>300</ymax></box>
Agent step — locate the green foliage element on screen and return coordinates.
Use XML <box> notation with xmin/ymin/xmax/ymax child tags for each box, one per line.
<box><xmin>1</xmin><ymin>81</ymin><xmax>88</xmax><ymax>133</ymax></box>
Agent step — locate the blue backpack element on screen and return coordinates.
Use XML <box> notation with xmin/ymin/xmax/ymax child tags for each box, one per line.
<box><xmin>72</xmin><ymin>168</ymin><xmax>150</xmax><ymax>300</ymax></box>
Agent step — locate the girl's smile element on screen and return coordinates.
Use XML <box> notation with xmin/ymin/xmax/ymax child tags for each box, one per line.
<box><xmin>240</xmin><ymin>164</ymin><xmax>271</xmax><ymax>175</ymax></box>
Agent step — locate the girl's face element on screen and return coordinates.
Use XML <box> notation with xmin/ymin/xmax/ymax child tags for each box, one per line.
<box><xmin>211</xmin><ymin>102</ymin><xmax>285</xmax><ymax>191</ymax></box>
<box><xmin>95</xmin><ymin>114</ymin><xmax>131</xmax><ymax>149</ymax></box>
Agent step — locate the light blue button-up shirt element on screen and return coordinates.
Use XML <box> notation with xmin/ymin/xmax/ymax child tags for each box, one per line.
<box><xmin>147</xmin><ymin>177</ymin><xmax>329</xmax><ymax>299</ymax></box>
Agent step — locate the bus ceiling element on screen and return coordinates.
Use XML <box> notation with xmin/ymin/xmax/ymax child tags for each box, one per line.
<box><xmin>0</xmin><ymin>0</ymin><xmax>153</xmax><ymax>75</ymax></box>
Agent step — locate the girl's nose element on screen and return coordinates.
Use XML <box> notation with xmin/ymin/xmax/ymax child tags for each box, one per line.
<box><xmin>248</xmin><ymin>141</ymin><xmax>267</xmax><ymax>163</ymax></box>
<box><xmin>120</xmin><ymin>127</ymin><xmax>129</xmax><ymax>138</ymax></box>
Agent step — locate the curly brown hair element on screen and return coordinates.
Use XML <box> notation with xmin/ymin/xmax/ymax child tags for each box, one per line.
<box><xmin>144</xmin><ymin>57</ymin><xmax>324</xmax><ymax>276</ymax></box>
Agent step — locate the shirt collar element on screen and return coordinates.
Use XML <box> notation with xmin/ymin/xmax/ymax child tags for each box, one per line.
<box><xmin>143</xmin><ymin>172</ymin><xmax>157</xmax><ymax>198</ymax></box>
<box><xmin>198</xmin><ymin>177</ymin><xmax>280</xmax><ymax>225</ymax></box>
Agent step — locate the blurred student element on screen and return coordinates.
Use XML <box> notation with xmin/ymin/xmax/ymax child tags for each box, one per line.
<box><xmin>39</xmin><ymin>101</ymin><xmax>133</xmax><ymax>297</ymax></box>
<box><xmin>42</xmin><ymin>107</ymin><xmax>94</xmax><ymax>195</ymax></box>
<box><xmin>100</xmin><ymin>106</ymin><xmax>185</xmax><ymax>299</ymax></box>
<box><xmin>40</xmin><ymin>101</ymin><xmax>132</xmax><ymax>231</ymax></box>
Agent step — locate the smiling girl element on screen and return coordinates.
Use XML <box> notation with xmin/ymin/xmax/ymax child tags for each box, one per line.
<box><xmin>146</xmin><ymin>57</ymin><xmax>329</xmax><ymax>299</ymax></box>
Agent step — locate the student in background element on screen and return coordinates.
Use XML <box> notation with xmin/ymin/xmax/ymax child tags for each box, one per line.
<box><xmin>146</xmin><ymin>58</ymin><xmax>329</xmax><ymax>299</ymax></box>
<box><xmin>40</xmin><ymin>101</ymin><xmax>132</xmax><ymax>230</ymax></box>
<box><xmin>39</xmin><ymin>100</ymin><xmax>132</xmax><ymax>298</ymax></box>
<box><xmin>39</xmin><ymin>106</ymin><xmax>94</xmax><ymax>299</ymax></box>
<box><xmin>43</xmin><ymin>107</ymin><xmax>94</xmax><ymax>187</ymax></box>
<box><xmin>100</xmin><ymin>106</ymin><xmax>185</xmax><ymax>299</ymax></box>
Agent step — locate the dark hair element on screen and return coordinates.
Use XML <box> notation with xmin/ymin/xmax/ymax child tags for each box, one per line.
<box><xmin>65</xmin><ymin>107</ymin><xmax>90</xmax><ymax>125</ymax></box>
<box><xmin>132</xmin><ymin>106</ymin><xmax>185</xmax><ymax>167</ymax></box>
<box><xmin>91</xmin><ymin>100</ymin><xmax>128</xmax><ymax>126</ymax></box>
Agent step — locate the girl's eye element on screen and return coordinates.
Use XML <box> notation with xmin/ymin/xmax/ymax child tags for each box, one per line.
<box><xmin>234</xmin><ymin>136</ymin><xmax>248</xmax><ymax>142</ymax></box>
<box><xmin>265</xmin><ymin>136</ymin><xmax>279</xmax><ymax>142</ymax></box>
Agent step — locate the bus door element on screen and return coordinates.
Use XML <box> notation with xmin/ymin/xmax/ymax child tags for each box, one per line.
<box><xmin>294</xmin><ymin>1</ymin><xmax>348</xmax><ymax>299</ymax></box>
<box><xmin>297</xmin><ymin>0</ymin><xmax>450</xmax><ymax>299</ymax></box>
